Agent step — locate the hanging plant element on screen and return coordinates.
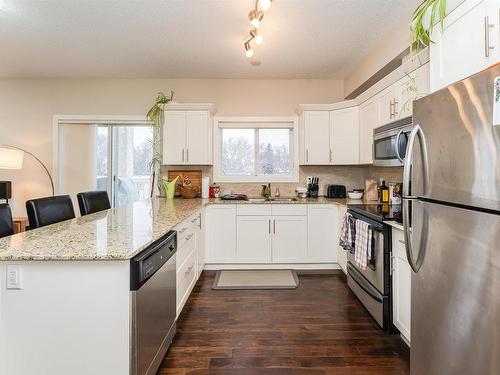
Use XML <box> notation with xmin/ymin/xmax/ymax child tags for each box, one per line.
<box><xmin>410</xmin><ymin>0</ymin><xmax>447</xmax><ymax>54</ymax></box>
<box><xmin>146</xmin><ymin>90</ymin><xmax>174</xmax><ymax>197</ymax></box>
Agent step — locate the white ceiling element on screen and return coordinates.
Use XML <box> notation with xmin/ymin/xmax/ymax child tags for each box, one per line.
<box><xmin>0</xmin><ymin>0</ymin><xmax>419</xmax><ymax>79</ymax></box>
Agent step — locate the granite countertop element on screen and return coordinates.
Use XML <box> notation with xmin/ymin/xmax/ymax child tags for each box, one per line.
<box><xmin>0</xmin><ymin>196</ymin><xmax>373</xmax><ymax>261</ymax></box>
<box><xmin>207</xmin><ymin>196</ymin><xmax>372</xmax><ymax>205</ymax></box>
<box><xmin>0</xmin><ymin>198</ymin><xmax>206</xmax><ymax>261</ymax></box>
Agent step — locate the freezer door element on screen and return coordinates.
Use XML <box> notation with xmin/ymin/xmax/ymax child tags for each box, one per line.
<box><xmin>410</xmin><ymin>200</ymin><xmax>500</xmax><ymax>375</ymax></box>
<box><xmin>412</xmin><ymin>64</ymin><xmax>500</xmax><ymax>212</ymax></box>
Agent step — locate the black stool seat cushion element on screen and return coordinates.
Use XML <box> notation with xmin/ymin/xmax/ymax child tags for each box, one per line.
<box><xmin>0</xmin><ymin>203</ymin><xmax>14</xmax><ymax>238</ymax></box>
<box><xmin>26</xmin><ymin>195</ymin><xmax>75</xmax><ymax>229</ymax></box>
<box><xmin>77</xmin><ymin>191</ymin><xmax>111</xmax><ymax>216</ymax></box>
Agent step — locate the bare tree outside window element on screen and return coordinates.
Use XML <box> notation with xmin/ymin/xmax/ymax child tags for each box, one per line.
<box><xmin>221</xmin><ymin>128</ymin><xmax>292</xmax><ymax>178</ymax></box>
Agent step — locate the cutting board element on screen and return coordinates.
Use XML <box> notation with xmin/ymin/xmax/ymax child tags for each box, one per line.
<box><xmin>167</xmin><ymin>170</ymin><xmax>202</xmax><ymax>196</ymax></box>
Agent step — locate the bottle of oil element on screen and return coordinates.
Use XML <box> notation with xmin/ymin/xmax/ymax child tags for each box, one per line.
<box><xmin>380</xmin><ymin>180</ymin><xmax>390</xmax><ymax>204</ymax></box>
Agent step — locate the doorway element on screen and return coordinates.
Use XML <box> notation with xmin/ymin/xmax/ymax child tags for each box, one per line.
<box><xmin>56</xmin><ymin>117</ymin><xmax>154</xmax><ymax>211</ymax></box>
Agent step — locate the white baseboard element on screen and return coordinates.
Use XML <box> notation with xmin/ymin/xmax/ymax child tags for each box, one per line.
<box><xmin>204</xmin><ymin>263</ymin><xmax>341</xmax><ymax>271</ymax></box>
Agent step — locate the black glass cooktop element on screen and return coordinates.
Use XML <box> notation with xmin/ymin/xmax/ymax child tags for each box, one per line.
<box><xmin>348</xmin><ymin>204</ymin><xmax>402</xmax><ymax>223</ymax></box>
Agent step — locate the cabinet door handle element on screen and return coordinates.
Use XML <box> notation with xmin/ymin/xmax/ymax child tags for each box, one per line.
<box><xmin>398</xmin><ymin>239</ymin><xmax>405</xmax><ymax>245</ymax></box>
<box><xmin>306</xmin><ymin>149</ymin><xmax>309</xmax><ymax>163</ymax></box>
<box><xmin>186</xmin><ymin>148</ymin><xmax>189</xmax><ymax>163</ymax></box>
<box><xmin>268</xmin><ymin>219</ymin><xmax>271</xmax><ymax>234</ymax></box>
<box><xmin>273</xmin><ymin>219</ymin><xmax>276</xmax><ymax>234</ymax></box>
<box><xmin>329</xmin><ymin>149</ymin><xmax>333</xmax><ymax>163</ymax></box>
<box><xmin>182</xmin><ymin>149</ymin><xmax>185</xmax><ymax>163</ymax></box>
<box><xmin>393</xmin><ymin>99</ymin><xmax>398</xmax><ymax>118</ymax></box>
<box><xmin>485</xmin><ymin>16</ymin><xmax>495</xmax><ymax>57</ymax></box>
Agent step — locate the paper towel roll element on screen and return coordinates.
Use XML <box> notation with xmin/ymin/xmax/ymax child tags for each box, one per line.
<box><xmin>201</xmin><ymin>177</ymin><xmax>210</xmax><ymax>198</ymax></box>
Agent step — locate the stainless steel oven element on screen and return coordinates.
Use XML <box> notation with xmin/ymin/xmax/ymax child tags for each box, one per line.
<box><xmin>346</xmin><ymin>209</ymin><xmax>391</xmax><ymax>329</ymax></box>
<box><xmin>373</xmin><ymin>116</ymin><xmax>412</xmax><ymax>167</ymax></box>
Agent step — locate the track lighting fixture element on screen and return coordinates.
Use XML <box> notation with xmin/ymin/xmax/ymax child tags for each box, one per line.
<box><xmin>243</xmin><ymin>0</ymin><xmax>273</xmax><ymax>58</ymax></box>
<box><xmin>250</xmin><ymin>29</ymin><xmax>263</xmax><ymax>45</ymax></box>
<box><xmin>244</xmin><ymin>42</ymin><xmax>254</xmax><ymax>58</ymax></box>
<box><xmin>249</xmin><ymin>9</ymin><xmax>263</xmax><ymax>29</ymax></box>
<box><xmin>260</xmin><ymin>0</ymin><xmax>272</xmax><ymax>11</ymax></box>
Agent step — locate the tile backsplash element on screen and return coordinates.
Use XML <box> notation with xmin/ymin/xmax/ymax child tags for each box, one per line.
<box><xmin>162</xmin><ymin>165</ymin><xmax>403</xmax><ymax>197</ymax></box>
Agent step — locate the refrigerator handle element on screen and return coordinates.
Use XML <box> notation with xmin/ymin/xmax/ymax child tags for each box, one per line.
<box><xmin>403</xmin><ymin>124</ymin><xmax>430</xmax><ymax>273</ymax></box>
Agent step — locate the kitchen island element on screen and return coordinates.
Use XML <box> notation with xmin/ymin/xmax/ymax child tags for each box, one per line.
<box><xmin>0</xmin><ymin>196</ymin><xmax>367</xmax><ymax>375</ymax></box>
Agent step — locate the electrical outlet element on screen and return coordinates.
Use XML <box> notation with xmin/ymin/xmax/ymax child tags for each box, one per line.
<box><xmin>6</xmin><ymin>265</ymin><xmax>22</xmax><ymax>289</ymax></box>
<box><xmin>306</xmin><ymin>176</ymin><xmax>313</xmax><ymax>184</ymax></box>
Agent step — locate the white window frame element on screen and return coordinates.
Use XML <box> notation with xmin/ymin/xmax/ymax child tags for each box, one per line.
<box><xmin>213</xmin><ymin>116</ymin><xmax>299</xmax><ymax>183</ymax></box>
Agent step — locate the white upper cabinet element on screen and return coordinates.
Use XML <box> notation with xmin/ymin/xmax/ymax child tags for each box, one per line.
<box><xmin>330</xmin><ymin>107</ymin><xmax>360</xmax><ymax>165</ymax></box>
<box><xmin>397</xmin><ymin>63</ymin><xmax>430</xmax><ymax>118</ymax></box>
<box><xmin>162</xmin><ymin>105</ymin><xmax>214</xmax><ymax>165</ymax></box>
<box><xmin>430</xmin><ymin>0</ymin><xmax>499</xmax><ymax>92</ymax></box>
<box><xmin>163</xmin><ymin>111</ymin><xmax>186</xmax><ymax>165</ymax></box>
<box><xmin>303</xmin><ymin>111</ymin><xmax>331</xmax><ymax>165</ymax></box>
<box><xmin>185</xmin><ymin>111</ymin><xmax>211</xmax><ymax>165</ymax></box>
<box><xmin>359</xmin><ymin>98</ymin><xmax>378</xmax><ymax>164</ymax></box>
<box><xmin>378</xmin><ymin>85</ymin><xmax>399</xmax><ymax>125</ymax></box>
<box><xmin>301</xmin><ymin>108</ymin><xmax>359</xmax><ymax>165</ymax></box>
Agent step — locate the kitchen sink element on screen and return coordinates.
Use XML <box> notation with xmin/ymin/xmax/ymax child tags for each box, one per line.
<box><xmin>267</xmin><ymin>197</ymin><xmax>298</xmax><ymax>202</ymax></box>
<box><xmin>246</xmin><ymin>197</ymin><xmax>298</xmax><ymax>203</ymax></box>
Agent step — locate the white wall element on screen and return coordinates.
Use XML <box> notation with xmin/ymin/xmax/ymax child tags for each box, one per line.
<box><xmin>344</xmin><ymin>18</ymin><xmax>411</xmax><ymax>98</ymax></box>
<box><xmin>0</xmin><ymin>78</ymin><xmax>343</xmax><ymax>215</ymax></box>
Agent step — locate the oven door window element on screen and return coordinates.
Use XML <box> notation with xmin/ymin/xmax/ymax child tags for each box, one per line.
<box><xmin>374</xmin><ymin>136</ymin><xmax>397</xmax><ymax>160</ymax></box>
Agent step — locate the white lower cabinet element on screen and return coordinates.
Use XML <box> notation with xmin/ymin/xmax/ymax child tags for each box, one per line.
<box><xmin>206</xmin><ymin>204</ymin><xmax>343</xmax><ymax>267</ymax></box>
<box><xmin>272</xmin><ymin>216</ymin><xmax>308</xmax><ymax>263</ymax></box>
<box><xmin>307</xmin><ymin>205</ymin><xmax>339</xmax><ymax>263</ymax></box>
<box><xmin>175</xmin><ymin>210</ymin><xmax>204</xmax><ymax>318</ymax></box>
<box><xmin>206</xmin><ymin>205</ymin><xmax>237</xmax><ymax>263</ymax></box>
<box><xmin>236</xmin><ymin>216</ymin><xmax>272</xmax><ymax>263</ymax></box>
<box><xmin>392</xmin><ymin>227</ymin><xmax>411</xmax><ymax>344</ymax></box>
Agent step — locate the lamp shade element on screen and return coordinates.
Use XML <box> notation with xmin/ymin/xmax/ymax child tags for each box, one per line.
<box><xmin>0</xmin><ymin>147</ymin><xmax>24</xmax><ymax>170</ymax></box>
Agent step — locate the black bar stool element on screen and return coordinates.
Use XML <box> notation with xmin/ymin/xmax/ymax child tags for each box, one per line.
<box><xmin>0</xmin><ymin>203</ymin><xmax>14</xmax><ymax>238</ymax></box>
<box><xmin>77</xmin><ymin>191</ymin><xmax>111</xmax><ymax>216</ymax></box>
<box><xmin>26</xmin><ymin>195</ymin><xmax>75</xmax><ymax>229</ymax></box>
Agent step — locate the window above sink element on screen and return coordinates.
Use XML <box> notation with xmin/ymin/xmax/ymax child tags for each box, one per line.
<box><xmin>213</xmin><ymin>116</ymin><xmax>299</xmax><ymax>183</ymax></box>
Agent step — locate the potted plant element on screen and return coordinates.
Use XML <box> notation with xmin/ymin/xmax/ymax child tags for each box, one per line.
<box><xmin>146</xmin><ymin>90</ymin><xmax>174</xmax><ymax>197</ymax></box>
<box><xmin>410</xmin><ymin>0</ymin><xmax>447</xmax><ymax>53</ymax></box>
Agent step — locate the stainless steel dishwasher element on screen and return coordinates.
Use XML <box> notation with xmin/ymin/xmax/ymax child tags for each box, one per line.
<box><xmin>130</xmin><ymin>230</ymin><xmax>177</xmax><ymax>375</ymax></box>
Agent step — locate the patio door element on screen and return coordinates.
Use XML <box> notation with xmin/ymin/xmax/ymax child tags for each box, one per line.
<box><xmin>96</xmin><ymin>125</ymin><xmax>153</xmax><ymax>207</ymax></box>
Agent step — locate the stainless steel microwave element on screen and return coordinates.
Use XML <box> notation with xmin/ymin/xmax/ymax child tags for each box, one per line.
<box><xmin>373</xmin><ymin>117</ymin><xmax>412</xmax><ymax>167</ymax></box>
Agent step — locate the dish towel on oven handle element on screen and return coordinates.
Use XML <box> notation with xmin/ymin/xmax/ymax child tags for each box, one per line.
<box><xmin>339</xmin><ymin>212</ymin><xmax>355</xmax><ymax>252</ymax></box>
<box><xmin>354</xmin><ymin>219</ymin><xmax>372</xmax><ymax>270</ymax></box>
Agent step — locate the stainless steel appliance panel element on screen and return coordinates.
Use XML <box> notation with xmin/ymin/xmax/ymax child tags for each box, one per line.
<box><xmin>347</xmin><ymin>228</ymin><xmax>385</xmax><ymax>293</ymax></box>
<box><xmin>410</xmin><ymin>200</ymin><xmax>500</xmax><ymax>375</ymax></box>
<box><xmin>131</xmin><ymin>255</ymin><xmax>176</xmax><ymax>375</ymax></box>
<box><xmin>373</xmin><ymin>117</ymin><xmax>412</xmax><ymax>167</ymax></box>
<box><xmin>347</xmin><ymin>264</ymin><xmax>385</xmax><ymax>328</ymax></box>
<box><xmin>412</xmin><ymin>65</ymin><xmax>500</xmax><ymax>211</ymax></box>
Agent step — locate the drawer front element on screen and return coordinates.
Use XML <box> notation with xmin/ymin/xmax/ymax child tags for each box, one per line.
<box><xmin>177</xmin><ymin>229</ymin><xmax>197</xmax><ymax>269</ymax></box>
<box><xmin>176</xmin><ymin>249</ymin><xmax>196</xmax><ymax>308</ymax></box>
<box><xmin>271</xmin><ymin>204</ymin><xmax>307</xmax><ymax>216</ymax></box>
<box><xmin>392</xmin><ymin>227</ymin><xmax>407</xmax><ymax>261</ymax></box>
<box><xmin>237</xmin><ymin>204</ymin><xmax>272</xmax><ymax>216</ymax></box>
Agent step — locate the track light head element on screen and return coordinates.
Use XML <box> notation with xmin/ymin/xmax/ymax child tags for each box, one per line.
<box><xmin>244</xmin><ymin>42</ymin><xmax>254</xmax><ymax>58</ymax></box>
<box><xmin>260</xmin><ymin>0</ymin><xmax>272</xmax><ymax>11</ymax></box>
<box><xmin>249</xmin><ymin>10</ymin><xmax>263</xmax><ymax>29</ymax></box>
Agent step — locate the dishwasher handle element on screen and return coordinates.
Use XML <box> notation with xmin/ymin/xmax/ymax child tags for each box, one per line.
<box><xmin>130</xmin><ymin>230</ymin><xmax>177</xmax><ymax>290</ymax></box>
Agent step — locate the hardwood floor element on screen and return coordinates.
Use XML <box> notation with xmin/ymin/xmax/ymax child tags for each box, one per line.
<box><xmin>158</xmin><ymin>271</ymin><xmax>409</xmax><ymax>375</ymax></box>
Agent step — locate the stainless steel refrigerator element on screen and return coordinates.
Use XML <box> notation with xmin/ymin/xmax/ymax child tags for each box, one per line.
<box><xmin>403</xmin><ymin>64</ymin><xmax>500</xmax><ymax>375</ymax></box>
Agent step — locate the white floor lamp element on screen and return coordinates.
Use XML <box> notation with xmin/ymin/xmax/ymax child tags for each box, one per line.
<box><xmin>0</xmin><ymin>145</ymin><xmax>55</xmax><ymax>197</ymax></box>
